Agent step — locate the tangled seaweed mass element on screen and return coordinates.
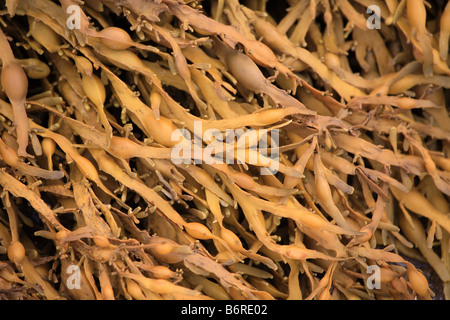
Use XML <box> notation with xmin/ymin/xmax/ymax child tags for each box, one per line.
<box><xmin>0</xmin><ymin>0</ymin><xmax>449</xmax><ymax>300</ymax></box>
